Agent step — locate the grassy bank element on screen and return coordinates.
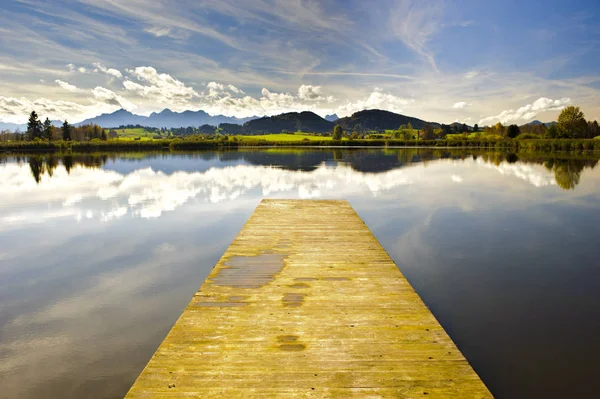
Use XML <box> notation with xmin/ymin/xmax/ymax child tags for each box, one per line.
<box><xmin>2</xmin><ymin>138</ymin><xmax>600</xmax><ymax>152</ymax></box>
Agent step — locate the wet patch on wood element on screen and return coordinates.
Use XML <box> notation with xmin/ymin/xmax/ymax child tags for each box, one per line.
<box><xmin>288</xmin><ymin>283</ymin><xmax>310</xmax><ymax>289</ymax></box>
<box><xmin>277</xmin><ymin>335</ymin><xmax>306</xmax><ymax>351</ymax></box>
<box><xmin>210</xmin><ymin>253</ymin><xmax>287</xmax><ymax>288</ymax></box>
<box><xmin>282</xmin><ymin>293</ymin><xmax>306</xmax><ymax>307</ymax></box>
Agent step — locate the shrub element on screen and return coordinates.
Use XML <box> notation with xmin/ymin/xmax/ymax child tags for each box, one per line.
<box><xmin>516</xmin><ymin>133</ymin><xmax>542</xmax><ymax>140</ymax></box>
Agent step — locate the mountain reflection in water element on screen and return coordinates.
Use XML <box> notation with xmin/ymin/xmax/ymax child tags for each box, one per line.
<box><xmin>6</xmin><ymin>148</ymin><xmax>599</xmax><ymax>190</ymax></box>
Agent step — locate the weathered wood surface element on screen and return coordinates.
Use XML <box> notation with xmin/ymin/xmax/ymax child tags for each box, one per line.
<box><xmin>126</xmin><ymin>199</ymin><xmax>492</xmax><ymax>398</ymax></box>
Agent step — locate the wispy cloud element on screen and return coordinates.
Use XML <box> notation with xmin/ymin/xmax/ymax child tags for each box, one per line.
<box><xmin>55</xmin><ymin>80</ymin><xmax>83</xmax><ymax>93</ymax></box>
<box><xmin>75</xmin><ymin>0</ymin><xmax>242</xmax><ymax>50</ymax></box>
<box><xmin>93</xmin><ymin>63</ymin><xmax>123</xmax><ymax>79</ymax></box>
<box><xmin>144</xmin><ymin>26</ymin><xmax>171</xmax><ymax>37</ymax></box>
<box><xmin>389</xmin><ymin>0</ymin><xmax>444</xmax><ymax>70</ymax></box>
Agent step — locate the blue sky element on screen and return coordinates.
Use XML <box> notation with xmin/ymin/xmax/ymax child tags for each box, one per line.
<box><xmin>0</xmin><ymin>0</ymin><xmax>599</xmax><ymax>125</ymax></box>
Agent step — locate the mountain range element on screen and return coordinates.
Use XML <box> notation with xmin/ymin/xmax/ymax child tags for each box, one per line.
<box><xmin>76</xmin><ymin>108</ymin><xmax>259</xmax><ymax>128</ymax></box>
<box><xmin>1</xmin><ymin>107</ymin><xmax>559</xmax><ymax>134</ymax></box>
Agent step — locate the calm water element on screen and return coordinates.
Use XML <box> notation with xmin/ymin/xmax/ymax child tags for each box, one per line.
<box><xmin>1</xmin><ymin>149</ymin><xmax>599</xmax><ymax>399</ymax></box>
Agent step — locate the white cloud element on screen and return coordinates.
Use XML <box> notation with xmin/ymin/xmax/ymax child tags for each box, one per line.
<box><xmin>91</xmin><ymin>87</ymin><xmax>137</xmax><ymax>110</ymax></box>
<box><xmin>336</xmin><ymin>91</ymin><xmax>414</xmax><ymax>116</ymax></box>
<box><xmin>298</xmin><ymin>84</ymin><xmax>332</xmax><ymax>102</ymax></box>
<box><xmin>205</xmin><ymin>81</ymin><xmax>225</xmax><ymax>98</ymax></box>
<box><xmin>227</xmin><ymin>84</ymin><xmax>243</xmax><ymax>94</ymax></box>
<box><xmin>204</xmin><ymin>82</ymin><xmax>245</xmax><ymax>99</ymax></box>
<box><xmin>479</xmin><ymin>97</ymin><xmax>571</xmax><ymax>125</ymax></box>
<box><xmin>123</xmin><ymin>66</ymin><xmax>199</xmax><ymax>104</ymax></box>
<box><xmin>66</xmin><ymin>64</ymin><xmax>88</xmax><ymax>74</ymax></box>
<box><xmin>0</xmin><ymin>87</ymin><xmax>142</xmax><ymax>124</ymax></box>
<box><xmin>55</xmin><ymin>80</ymin><xmax>83</xmax><ymax>93</ymax></box>
<box><xmin>199</xmin><ymin>85</ymin><xmax>334</xmax><ymax>117</ymax></box>
<box><xmin>453</xmin><ymin>101</ymin><xmax>469</xmax><ymax>109</ymax></box>
<box><xmin>0</xmin><ymin>96</ymin><xmax>88</xmax><ymax>124</ymax></box>
<box><xmin>93</xmin><ymin>63</ymin><xmax>123</xmax><ymax>79</ymax></box>
<box><xmin>260</xmin><ymin>88</ymin><xmax>295</xmax><ymax>106</ymax></box>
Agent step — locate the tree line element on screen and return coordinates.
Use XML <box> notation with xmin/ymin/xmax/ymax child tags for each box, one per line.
<box><xmin>0</xmin><ymin>111</ymin><xmax>109</xmax><ymax>142</ymax></box>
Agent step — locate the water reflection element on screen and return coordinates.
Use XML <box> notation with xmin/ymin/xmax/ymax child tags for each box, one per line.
<box><xmin>7</xmin><ymin>150</ymin><xmax>600</xmax><ymax>191</ymax></box>
<box><xmin>3</xmin><ymin>150</ymin><xmax>596</xmax><ymax>227</ymax></box>
<box><xmin>1</xmin><ymin>149</ymin><xmax>600</xmax><ymax>399</ymax></box>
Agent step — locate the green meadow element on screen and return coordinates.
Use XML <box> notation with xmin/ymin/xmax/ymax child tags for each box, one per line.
<box><xmin>237</xmin><ymin>133</ymin><xmax>332</xmax><ymax>141</ymax></box>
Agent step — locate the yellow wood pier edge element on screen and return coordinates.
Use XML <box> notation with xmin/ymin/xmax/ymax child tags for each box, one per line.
<box><xmin>125</xmin><ymin>199</ymin><xmax>493</xmax><ymax>398</ymax></box>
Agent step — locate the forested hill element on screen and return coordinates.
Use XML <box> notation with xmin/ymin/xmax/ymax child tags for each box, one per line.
<box><xmin>335</xmin><ymin>109</ymin><xmax>441</xmax><ymax>131</ymax></box>
<box><xmin>242</xmin><ymin>111</ymin><xmax>334</xmax><ymax>134</ymax></box>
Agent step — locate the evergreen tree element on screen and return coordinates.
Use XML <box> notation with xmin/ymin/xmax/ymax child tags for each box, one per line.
<box><xmin>473</xmin><ymin>124</ymin><xmax>479</xmax><ymax>132</ymax></box>
<box><xmin>43</xmin><ymin>118</ymin><xmax>53</xmax><ymax>141</ymax></box>
<box><xmin>101</xmin><ymin>130</ymin><xmax>108</xmax><ymax>141</ymax></box>
<box><xmin>26</xmin><ymin>111</ymin><xmax>43</xmax><ymax>140</ymax></box>
<box><xmin>62</xmin><ymin>120</ymin><xmax>72</xmax><ymax>141</ymax></box>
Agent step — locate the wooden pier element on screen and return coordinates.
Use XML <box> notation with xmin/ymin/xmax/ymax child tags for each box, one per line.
<box><xmin>126</xmin><ymin>200</ymin><xmax>492</xmax><ymax>398</ymax></box>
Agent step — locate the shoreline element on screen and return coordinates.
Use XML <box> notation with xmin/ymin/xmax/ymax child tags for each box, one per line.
<box><xmin>1</xmin><ymin>138</ymin><xmax>600</xmax><ymax>152</ymax></box>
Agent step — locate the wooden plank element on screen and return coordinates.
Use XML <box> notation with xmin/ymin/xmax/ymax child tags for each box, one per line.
<box><xmin>126</xmin><ymin>200</ymin><xmax>492</xmax><ymax>398</ymax></box>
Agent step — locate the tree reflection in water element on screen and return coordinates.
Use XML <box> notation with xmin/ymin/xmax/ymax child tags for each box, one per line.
<box><xmin>543</xmin><ymin>159</ymin><xmax>598</xmax><ymax>190</ymax></box>
<box><xmin>5</xmin><ymin>149</ymin><xmax>598</xmax><ymax>190</ymax></box>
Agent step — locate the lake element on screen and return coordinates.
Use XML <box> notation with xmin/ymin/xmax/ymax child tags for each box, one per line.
<box><xmin>1</xmin><ymin>148</ymin><xmax>599</xmax><ymax>398</ymax></box>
